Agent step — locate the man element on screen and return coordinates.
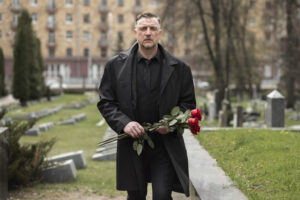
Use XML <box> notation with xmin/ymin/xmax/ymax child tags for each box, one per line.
<box><xmin>97</xmin><ymin>12</ymin><xmax>196</xmax><ymax>200</ymax></box>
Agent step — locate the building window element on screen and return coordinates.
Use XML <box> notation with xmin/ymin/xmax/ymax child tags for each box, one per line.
<box><xmin>48</xmin><ymin>14</ymin><xmax>55</xmax><ymax>26</ymax></box>
<box><xmin>83</xmin><ymin>31</ymin><xmax>90</xmax><ymax>41</ymax></box>
<box><xmin>249</xmin><ymin>17</ymin><xmax>256</xmax><ymax>27</ymax></box>
<box><xmin>101</xmin><ymin>0</ymin><xmax>107</xmax><ymax>6</ymax></box>
<box><xmin>83</xmin><ymin>14</ymin><xmax>90</xmax><ymax>23</ymax></box>
<box><xmin>83</xmin><ymin>0</ymin><xmax>89</xmax><ymax>6</ymax></box>
<box><xmin>101</xmin><ymin>13</ymin><xmax>106</xmax><ymax>22</ymax></box>
<box><xmin>0</xmin><ymin>30</ymin><xmax>2</xmax><ymax>39</ymax></box>
<box><xmin>101</xmin><ymin>32</ymin><xmax>107</xmax><ymax>40</ymax></box>
<box><xmin>151</xmin><ymin>0</ymin><xmax>158</xmax><ymax>8</ymax></box>
<box><xmin>136</xmin><ymin>0</ymin><xmax>141</xmax><ymax>6</ymax></box>
<box><xmin>66</xmin><ymin>48</ymin><xmax>72</xmax><ymax>57</ymax></box>
<box><xmin>31</xmin><ymin>0</ymin><xmax>37</xmax><ymax>6</ymax></box>
<box><xmin>49</xmin><ymin>47</ymin><xmax>55</xmax><ymax>57</ymax></box>
<box><xmin>264</xmin><ymin>65</ymin><xmax>272</xmax><ymax>78</ymax></box>
<box><xmin>0</xmin><ymin>13</ymin><xmax>2</xmax><ymax>23</ymax></box>
<box><xmin>184</xmin><ymin>48</ymin><xmax>190</xmax><ymax>57</ymax></box>
<box><xmin>84</xmin><ymin>48</ymin><xmax>89</xmax><ymax>57</ymax></box>
<box><xmin>101</xmin><ymin>48</ymin><xmax>107</xmax><ymax>58</ymax></box>
<box><xmin>118</xmin><ymin>14</ymin><xmax>123</xmax><ymax>24</ymax></box>
<box><xmin>250</xmin><ymin>0</ymin><xmax>255</xmax><ymax>9</ymax></box>
<box><xmin>118</xmin><ymin>0</ymin><xmax>123</xmax><ymax>6</ymax></box>
<box><xmin>66</xmin><ymin>13</ymin><xmax>72</xmax><ymax>24</ymax></box>
<box><xmin>118</xmin><ymin>31</ymin><xmax>123</xmax><ymax>42</ymax></box>
<box><xmin>49</xmin><ymin>32</ymin><xmax>55</xmax><ymax>43</ymax></box>
<box><xmin>13</xmin><ymin>14</ymin><xmax>19</xmax><ymax>25</ymax></box>
<box><xmin>66</xmin><ymin>0</ymin><xmax>72</xmax><ymax>6</ymax></box>
<box><xmin>32</xmin><ymin>13</ymin><xmax>37</xmax><ymax>24</ymax></box>
<box><xmin>66</xmin><ymin>31</ymin><xmax>72</xmax><ymax>41</ymax></box>
<box><xmin>0</xmin><ymin>0</ymin><xmax>2</xmax><ymax>5</ymax></box>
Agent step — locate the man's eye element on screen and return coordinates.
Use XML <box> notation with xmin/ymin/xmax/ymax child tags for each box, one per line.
<box><xmin>139</xmin><ymin>27</ymin><xmax>147</xmax><ymax>31</ymax></box>
<box><xmin>150</xmin><ymin>27</ymin><xmax>158</xmax><ymax>31</ymax></box>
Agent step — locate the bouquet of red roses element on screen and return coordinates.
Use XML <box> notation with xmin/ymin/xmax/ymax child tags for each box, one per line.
<box><xmin>99</xmin><ymin>106</ymin><xmax>202</xmax><ymax>155</ymax></box>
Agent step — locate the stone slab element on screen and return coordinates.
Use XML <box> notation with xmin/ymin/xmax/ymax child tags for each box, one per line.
<box><xmin>24</xmin><ymin>127</ymin><xmax>40</xmax><ymax>136</ymax></box>
<box><xmin>183</xmin><ymin>130</ymin><xmax>248</xmax><ymax>200</ymax></box>
<box><xmin>46</xmin><ymin>150</ymin><xmax>86</xmax><ymax>169</ymax></box>
<box><xmin>73</xmin><ymin>113</ymin><xmax>86</xmax><ymax>122</ymax></box>
<box><xmin>59</xmin><ymin>118</ymin><xmax>76</xmax><ymax>125</ymax></box>
<box><xmin>38</xmin><ymin>122</ymin><xmax>54</xmax><ymax>132</ymax></box>
<box><xmin>40</xmin><ymin>160</ymin><xmax>77</xmax><ymax>183</ymax></box>
<box><xmin>92</xmin><ymin>149</ymin><xmax>116</xmax><ymax>161</ymax></box>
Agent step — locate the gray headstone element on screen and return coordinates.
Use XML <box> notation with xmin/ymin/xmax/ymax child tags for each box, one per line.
<box><xmin>59</xmin><ymin>118</ymin><xmax>76</xmax><ymax>125</ymax></box>
<box><xmin>233</xmin><ymin>106</ymin><xmax>243</xmax><ymax>128</ymax></box>
<box><xmin>46</xmin><ymin>150</ymin><xmax>86</xmax><ymax>169</ymax></box>
<box><xmin>92</xmin><ymin>149</ymin><xmax>116</xmax><ymax>161</ymax></box>
<box><xmin>73</xmin><ymin>113</ymin><xmax>86</xmax><ymax>122</ymax></box>
<box><xmin>40</xmin><ymin>160</ymin><xmax>77</xmax><ymax>183</ymax></box>
<box><xmin>24</xmin><ymin>127</ymin><xmax>41</xmax><ymax>136</ymax></box>
<box><xmin>0</xmin><ymin>128</ymin><xmax>8</xmax><ymax>200</ymax></box>
<box><xmin>38</xmin><ymin>122</ymin><xmax>54</xmax><ymax>132</ymax></box>
<box><xmin>208</xmin><ymin>101</ymin><xmax>216</xmax><ymax>122</ymax></box>
<box><xmin>265</xmin><ymin>90</ymin><xmax>285</xmax><ymax>127</ymax></box>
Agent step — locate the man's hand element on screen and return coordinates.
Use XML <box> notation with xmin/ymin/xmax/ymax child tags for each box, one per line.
<box><xmin>156</xmin><ymin>126</ymin><xmax>168</xmax><ymax>134</ymax></box>
<box><xmin>123</xmin><ymin>121</ymin><xmax>145</xmax><ymax>138</ymax></box>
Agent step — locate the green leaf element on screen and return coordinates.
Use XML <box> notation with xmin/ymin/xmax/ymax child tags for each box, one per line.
<box><xmin>163</xmin><ymin>115</ymin><xmax>172</xmax><ymax>120</ymax></box>
<box><xmin>133</xmin><ymin>141</ymin><xmax>138</xmax><ymax>150</ymax></box>
<box><xmin>171</xmin><ymin>106</ymin><xmax>180</xmax><ymax>116</ymax></box>
<box><xmin>178</xmin><ymin>127</ymin><xmax>184</xmax><ymax>134</ymax></box>
<box><xmin>169</xmin><ymin>119</ymin><xmax>178</xmax><ymax>126</ymax></box>
<box><xmin>137</xmin><ymin>144</ymin><xmax>143</xmax><ymax>155</ymax></box>
<box><xmin>143</xmin><ymin>134</ymin><xmax>149</xmax><ymax>140</ymax></box>
<box><xmin>146</xmin><ymin>137</ymin><xmax>155</xmax><ymax>149</ymax></box>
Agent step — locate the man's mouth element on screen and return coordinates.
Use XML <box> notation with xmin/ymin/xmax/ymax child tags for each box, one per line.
<box><xmin>144</xmin><ymin>39</ymin><xmax>152</xmax><ymax>42</ymax></box>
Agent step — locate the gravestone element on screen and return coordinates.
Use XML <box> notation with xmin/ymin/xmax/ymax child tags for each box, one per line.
<box><xmin>214</xmin><ymin>89</ymin><xmax>221</xmax><ymax>120</ymax></box>
<box><xmin>59</xmin><ymin>118</ymin><xmax>76</xmax><ymax>125</ymax></box>
<box><xmin>218</xmin><ymin>88</ymin><xmax>232</xmax><ymax>127</ymax></box>
<box><xmin>0</xmin><ymin>128</ymin><xmax>8</xmax><ymax>200</ymax></box>
<box><xmin>46</xmin><ymin>150</ymin><xmax>86</xmax><ymax>169</ymax></box>
<box><xmin>24</xmin><ymin>127</ymin><xmax>41</xmax><ymax>136</ymax></box>
<box><xmin>265</xmin><ymin>90</ymin><xmax>285</xmax><ymax>128</ymax></box>
<box><xmin>208</xmin><ymin>101</ymin><xmax>216</xmax><ymax>122</ymax></box>
<box><xmin>40</xmin><ymin>160</ymin><xmax>77</xmax><ymax>183</ymax></box>
<box><xmin>233</xmin><ymin>106</ymin><xmax>243</xmax><ymax>128</ymax></box>
<box><xmin>38</xmin><ymin>122</ymin><xmax>54</xmax><ymax>132</ymax></box>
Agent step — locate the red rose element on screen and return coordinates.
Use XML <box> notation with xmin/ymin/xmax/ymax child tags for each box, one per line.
<box><xmin>188</xmin><ymin>118</ymin><xmax>198</xmax><ymax>126</ymax></box>
<box><xmin>191</xmin><ymin>108</ymin><xmax>202</xmax><ymax>121</ymax></box>
<box><xmin>191</xmin><ymin>127</ymin><xmax>198</xmax><ymax>135</ymax></box>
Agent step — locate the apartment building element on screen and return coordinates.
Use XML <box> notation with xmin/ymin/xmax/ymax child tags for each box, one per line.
<box><xmin>0</xmin><ymin>0</ymin><xmax>159</xmax><ymax>88</ymax></box>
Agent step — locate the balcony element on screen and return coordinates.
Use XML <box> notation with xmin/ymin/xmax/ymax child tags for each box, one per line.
<box><xmin>133</xmin><ymin>5</ymin><xmax>142</xmax><ymax>15</ymax></box>
<box><xmin>11</xmin><ymin>4</ymin><xmax>22</xmax><ymax>12</ymax></box>
<box><xmin>47</xmin><ymin>22</ymin><xmax>56</xmax><ymax>31</ymax></box>
<box><xmin>98</xmin><ymin>38</ymin><xmax>108</xmax><ymax>48</ymax></box>
<box><xmin>47</xmin><ymin>40</ymin><xmax>56</xmax><ymax>48</ymax></box>
<box><xmin>11</xmin><ymin>21</ymin><xmax>18</xmax><ymax>30</ymax></box>
<box><xmin>47</xmin><ymin>4</ymin><xmax>56</xmax><ymax>13</ymax></box>
<box><xmin>99</xmin><ymin>5</ymin><xmax>109</xmax><ymax>13</ymax></box>
<box><xmin>99</xmin><ymin>22</ymin><xmax>109</xmax><ymax>31</ymax></box>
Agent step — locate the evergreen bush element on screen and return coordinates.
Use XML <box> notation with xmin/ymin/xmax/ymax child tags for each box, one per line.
<box><xmin>0</xmin><ymin>111</ymin><xmax>56</xmax><ymax>188</ymax></box>
<box><xmin>0</xmin><ymin>47</ymin><xmax>6</xmax><ymax>97</ymax></box>
<box><xmin>12</xmin><ymin>10</ymin><xmax>31</xmax><ymax>106</ymax></box>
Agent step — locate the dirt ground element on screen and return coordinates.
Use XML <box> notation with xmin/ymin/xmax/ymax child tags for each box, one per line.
<box><xmin>8</xmin><ymin>190</ymin><xmax>124</xmax><ymax>200</ymax></box>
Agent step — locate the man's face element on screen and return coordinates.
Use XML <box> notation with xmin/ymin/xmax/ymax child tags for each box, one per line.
<box><xmin>134</xmin><ymin>17</ymin><xmax>162</xmax><ymax>50</ymax></box>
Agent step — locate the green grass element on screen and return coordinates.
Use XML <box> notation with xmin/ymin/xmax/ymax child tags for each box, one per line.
<box><xmin>196</xmin><ymin>129</ymin><xmax>300</xmax><ymax>200</ymax></box>
<box><xmin>6</xmin><ymin>94</ymin><xmax>90</xmax><ymax>118</ymax></box>
<box><xmin>12</xmin><ymin>94</ymin><xmax>126</xmax><ymax>197</ymax></box>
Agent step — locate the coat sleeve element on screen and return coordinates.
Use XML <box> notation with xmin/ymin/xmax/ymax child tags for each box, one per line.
<box><xmin>179</xmin><ymin>64</ymin><xmax>196</xmax><ymax>112</ymax></box>
<box><xmin>97</xmin><ymin>61</ymin><xmax>132</xmax><ymax>134</ymax></box>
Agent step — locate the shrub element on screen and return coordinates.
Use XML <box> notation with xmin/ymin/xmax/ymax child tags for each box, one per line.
<box><xmin>0</xmin><ymin>112</ymin><xmax>56</xmax><ymax>189</ymax></box>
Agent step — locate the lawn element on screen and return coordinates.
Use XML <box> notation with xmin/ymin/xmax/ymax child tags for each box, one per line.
<box><xmin>196</xmin><ymin>129</ymin><xmax>300</xmax><ymax>200</ymax></box>
<box><xmin>13</xmin><ymin>93</ymin><xmax>126</xmax><ymax>197</ymax></box>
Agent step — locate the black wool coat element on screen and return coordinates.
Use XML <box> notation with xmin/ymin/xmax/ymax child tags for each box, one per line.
<box><xmin>97</xmin><ymin>43</ymin><xmax>196</xmax><ymax>197</ymax></box>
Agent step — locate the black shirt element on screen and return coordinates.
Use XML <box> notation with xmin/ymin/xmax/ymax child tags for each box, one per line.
<box><xmin>136</xmin><ymin>49</ymin><xmax>162</xmax><ymax>147</ymax></box>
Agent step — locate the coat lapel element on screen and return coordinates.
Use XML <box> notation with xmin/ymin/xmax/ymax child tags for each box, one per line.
<box><xmin>159</xmin><ymin>45</ymin><xmax>178</xmax><ymax>96</ymax></box>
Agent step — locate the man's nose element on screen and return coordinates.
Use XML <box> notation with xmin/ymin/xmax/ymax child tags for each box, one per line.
<box><xmin>145</xmin><ymin>28</ymin><xmax>151</xmax><ymax>35</ymax></box>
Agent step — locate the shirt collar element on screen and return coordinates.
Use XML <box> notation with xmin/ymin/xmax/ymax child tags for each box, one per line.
<box><xmin>137</xmin><ymin>48</ymin><xmax>160</xmax><ymax>63</ymax></box>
